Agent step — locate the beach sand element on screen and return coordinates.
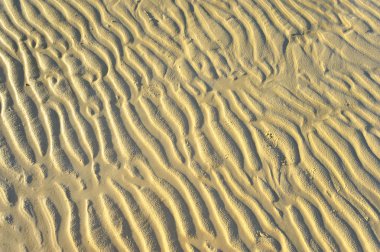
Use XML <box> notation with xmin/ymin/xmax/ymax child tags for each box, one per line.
<box><xmin>0</xmin><ymin>0</ymin><xmax>380</xmax><ymax>251</ymax></box>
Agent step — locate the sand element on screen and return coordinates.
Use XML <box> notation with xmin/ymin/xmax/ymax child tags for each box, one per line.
<box><xmin>0</xmin><ymin>0</ymin><xmax>379</xmax><ymax>251</ymax></box>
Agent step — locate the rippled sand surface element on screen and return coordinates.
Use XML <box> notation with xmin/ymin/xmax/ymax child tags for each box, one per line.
<box><xmin>0</xmin><ymin>0</ymin><xmax>380</xmax><ymax>251</ymax></box>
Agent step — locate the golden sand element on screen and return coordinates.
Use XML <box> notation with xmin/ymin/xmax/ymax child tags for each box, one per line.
<box><xmin>0</xmin><ymin>0</ymin><xmax>379</xmax><ymax>251</ymax></box>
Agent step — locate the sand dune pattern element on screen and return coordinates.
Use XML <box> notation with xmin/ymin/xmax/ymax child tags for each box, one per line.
<box><xmin>0</xmin><ymin>0</ymin><xmax>380</xmax><ymax>251</ymax></box>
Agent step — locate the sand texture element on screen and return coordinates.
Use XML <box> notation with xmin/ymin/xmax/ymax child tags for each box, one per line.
<box><xmin>0</xmin><ymin>0</ymin><xmax>380</xmax><ymax>251</ymax></box>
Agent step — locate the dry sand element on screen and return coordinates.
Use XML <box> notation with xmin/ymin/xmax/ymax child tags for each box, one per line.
<box><xmin>0</xmin><ymin>0</ymin><xmax>380</xmax><ymax>251</ymax></box>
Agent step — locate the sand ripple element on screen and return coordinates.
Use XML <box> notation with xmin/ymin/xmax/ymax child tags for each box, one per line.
<box><xmin>0</xmin><ymin>0</ymin><xmax>380</xmax><ymax>251</ymax></box>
